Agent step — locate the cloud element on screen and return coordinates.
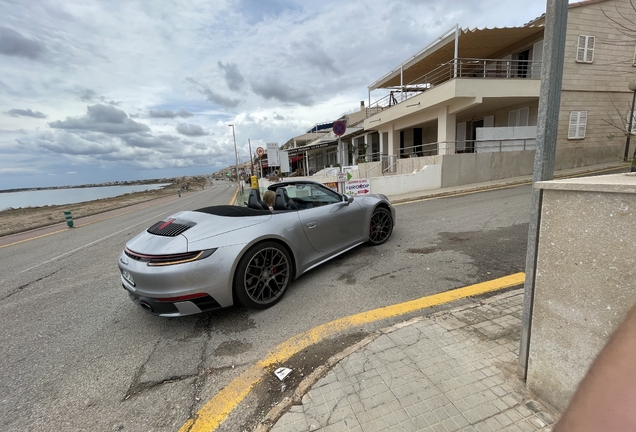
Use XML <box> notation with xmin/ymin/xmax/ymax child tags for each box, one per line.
<box><xmin>187</xmin><ymin>77</ymin><xmax>241</xmax><ymax>108</ymax></box>
<box><xmin>217</xmin><ymin>61</ymin><xmax>245</xmax><ymax>91</ymax></box>
<box><xmin>0</xmin><ymin>27</ymin><xmax>45</xmax><ymax>60</ymax></box>
<box><xmin>49</xmin><ymin>104</ymin><xmax>150</xmax><ymax>134</ymax></box>
<box><xmin>148</xmin><ymin>109</ymin><xmax>194</xmax><ymax>118</ymax></box>
<box><xmin>200</xmin><ymin>88</ymin><xmax>241</xmax><ymax>108</ymax></box>
<box><xmin>78</xmin><ymin>89</ymin><xmax>97</xmax><ymax>102</ymax></box>
<box><xmin>0</xmin><ymin>167</ymin><xmax>38</xmax><ymax>175</ymax></box>
<box><xmin>4</xmin><ymin>108</ymin><xmax>47</xmax><ymax>119</ymax></box>
<box><xmin>176</xmin><ymin>123</ymin><xmax>208</xmax><ymax>136</ymax></box>
<box><xmin>121</xmin><ymin>133</ymin><xmax>176</xmax><ymax>149</ymax></box>
<box><xmin>251</xmin><ymin>77</ymin><xmax>314</xmax><ymax>106</ymax></box>
<box><xmin>18</xmin><ymin>130</ymin><xmax>119</xmax><ymax>156</ymax></box>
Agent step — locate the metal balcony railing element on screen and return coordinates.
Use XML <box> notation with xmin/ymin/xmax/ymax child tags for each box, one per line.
<box><xmin>368</xmin><ymin>58</ymin><xmax>542</xmax><ymax>114</ymax></box>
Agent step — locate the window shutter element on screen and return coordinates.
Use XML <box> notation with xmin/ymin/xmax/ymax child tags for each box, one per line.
<box><xmin>577</xmin><ymin>111</ymin><xmax>587</xmax><ymax>138</ymax></box>
<box><xmin>585</xmin><ymin>36</ymin><xmax>595</xmax><ymax>63</ymax></box>
<box><xmin>568</xmin><ymin>112</ymin><xmax>579</xmax><ymax>139</ymax></box>
<box><xmin>577</xmin><ymin>35</ymin><xmax>594</xmax><ymax>63</ymax></box>
<box><xmin>568</xmin><ymin>111</ymin><xmax>587</xmax><ymax>139</ymax></box>
<box><xmin>577</xmin><ymin>35</ymin><xmax>586</xmax><ymax>62</ymax></box>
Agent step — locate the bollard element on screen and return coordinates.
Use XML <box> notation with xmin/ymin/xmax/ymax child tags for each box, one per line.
<box><xmin>64</xmin><ymin>211</ymin><xmax>74</xmax><ymax>228</ymax></box>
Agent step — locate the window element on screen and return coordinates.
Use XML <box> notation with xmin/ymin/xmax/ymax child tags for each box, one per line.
<box><xmin>632</xmin><ymin>46</ymin><xmax>636</xmax><ymax>66</ymax></box>
<box><xmin>277</xmin><ymin>183</ymin><xmax>341</xmax><ymax>210</ymax></box>
<box><xmin>576</xmin><ymin>35</ymin><xmax>595</xmax><ymax>63</ymax></box>
<box><xmin>568</xmin><ymin>111</ymin><xmax>587</xmax><ymax>139</ymax></box>
<box><xmin>327</xmin><ymin>150</ymin><xmax>337</xmax><ymax>166</ymax></box>
<box><xmin>508</xmin><ymin>107</ymin><xmax>529</xmax><ymax>127</ymax></box>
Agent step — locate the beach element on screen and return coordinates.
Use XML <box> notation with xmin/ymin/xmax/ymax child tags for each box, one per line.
<box><xmin>0</xmin><ymin>177</ymin><xmax>207</xmax><ymax>238</ymax></box>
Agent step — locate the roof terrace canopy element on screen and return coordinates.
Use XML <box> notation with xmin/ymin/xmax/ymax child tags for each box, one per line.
<box><xmin>368</xmin><ymin>25</ymin><xmax>544</xmax><ymax>91</ymax></box>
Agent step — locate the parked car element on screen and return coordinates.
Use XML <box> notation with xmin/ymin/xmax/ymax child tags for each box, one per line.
<box><xmin>118</xmin><ymin>180</ymin><xmax>395</xmax><ymax>317</ymax></box>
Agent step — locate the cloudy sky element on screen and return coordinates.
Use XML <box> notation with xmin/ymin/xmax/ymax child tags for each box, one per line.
<box><xmin>1</xmin><ymin>0</ymin><xmax>555</xmax><ymax>189</ymax></box>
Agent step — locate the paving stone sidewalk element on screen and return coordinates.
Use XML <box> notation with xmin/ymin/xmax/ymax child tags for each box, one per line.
<box><xmin>268</xmin><ymin>290</ymin><xmax>559</xmax><ymax>432</ymax></box>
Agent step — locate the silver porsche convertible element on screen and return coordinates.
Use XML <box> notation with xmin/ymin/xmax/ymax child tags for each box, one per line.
<box><xmin>118</xmin><ymin>180</ymin><xmax>395</xmax><ymax>317</ymax></box>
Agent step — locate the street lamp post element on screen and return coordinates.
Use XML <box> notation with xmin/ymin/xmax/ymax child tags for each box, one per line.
<box><xmin>228</xmin><ymin>124</ymin><xmax>241</xmax><ymax>185</ymax></box>
<box><xmin>625</xmin><ymin>79</ymin><xmax>636</xmax><ymax>162</ymax></box>
<box><xmin>248</xmin><ymin>138</ymin><xmax>255</xmax><ymax>178</ymax></box>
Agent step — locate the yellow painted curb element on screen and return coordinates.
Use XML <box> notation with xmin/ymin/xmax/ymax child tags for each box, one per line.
<box><xmin>180</xmin><ymin>272</ymin><xmax>525</xmax><ymax>432</ymax></box>
<box><xmin>230</xmin><ymin>186</ymin><xmax>240</xmax><ymax>206</ymax></box>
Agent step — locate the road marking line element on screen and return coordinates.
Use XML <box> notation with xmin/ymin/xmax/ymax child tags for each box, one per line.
<box><xmin>180</xmin><ymin>272</ymin><xmax>525</xmax><ymax>432</ymax></box>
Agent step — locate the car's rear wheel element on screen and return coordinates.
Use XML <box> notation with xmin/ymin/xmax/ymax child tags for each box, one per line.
<box><xmin>234</xmin><ymin>241</ymin><xmax>292</xmax><ymax>309</ymax></box>
<box><xmin>368</xmin><ymin>207</ymin><xmax>393</xmax><ymax>246</ymax></box>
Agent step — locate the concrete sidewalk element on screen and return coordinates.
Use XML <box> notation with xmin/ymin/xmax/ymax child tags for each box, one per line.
<box><xmin>259</xmin><ymin>290</ymin><xmax>559</xmax><ymax>432</ymax></box>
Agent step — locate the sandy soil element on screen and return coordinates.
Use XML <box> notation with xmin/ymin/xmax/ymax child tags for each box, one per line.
<box><xmin>0</xmin><ymin>177</ymin><xmax>207</xmax><ymax>238</ymax></box>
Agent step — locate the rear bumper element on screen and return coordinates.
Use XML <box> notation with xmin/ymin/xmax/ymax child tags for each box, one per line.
<box><xmin>124</xmin><ymin>285</ymin><xmax>223</xmax><ymax>317</ymax></box>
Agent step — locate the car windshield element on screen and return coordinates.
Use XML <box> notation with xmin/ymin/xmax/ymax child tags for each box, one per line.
<box><xmin>274</xmin><ymin>183</ymin><xmax>341</xmax><ymax>210</ymax></box>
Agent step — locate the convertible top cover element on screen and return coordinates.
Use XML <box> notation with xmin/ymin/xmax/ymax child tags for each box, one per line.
<box><xmin>194</xmin><ymin>205</ymin><xmax>271</xmax><ymax>217</ymax></box>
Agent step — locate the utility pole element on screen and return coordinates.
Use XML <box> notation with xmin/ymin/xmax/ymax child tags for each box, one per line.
<box><xmin>518</xmin><ymin>0</ymin><xmax>568</xmax><ymax>379</ymax></box>
<box><xmin>228</xmin><ymin>124</ymin><xmax>240</xmax><ymax>184</ymax></box>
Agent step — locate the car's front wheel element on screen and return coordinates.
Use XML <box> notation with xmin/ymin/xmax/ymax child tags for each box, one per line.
<box><xmin>234</xmin><ymin>241</ymin><xmax>292</xmax><ymax>309</ymax></box>
<box><xmin>368</xmin><ymin>207</ymin><xmax>393</xmax><ymax>246</ymax></box>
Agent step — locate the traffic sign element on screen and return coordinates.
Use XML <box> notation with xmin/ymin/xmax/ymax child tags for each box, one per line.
<box><xmin>256</xmin><ymin>146</ymin><xmax>264</xmax><ymax>157</ymax></box>
<box><xmin>337</xmin><ymin>172</ymin><xmax>347</xmax><ymax>183</ymax></box>
<box><xmin>333</xmin><ymin>121</ymin><xmax>346</xmax><ymax>136</ymax></box>
<box><xmin>345</xmin><ymin>178</ymin><xmax>371</xmax><ymax>195</ymax></box>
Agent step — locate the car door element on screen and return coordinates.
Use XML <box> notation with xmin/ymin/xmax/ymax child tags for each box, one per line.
<box><xmin>295</xmin><ymin>184</ymin><xmax>366</xmax><ymax>253</ymax></box>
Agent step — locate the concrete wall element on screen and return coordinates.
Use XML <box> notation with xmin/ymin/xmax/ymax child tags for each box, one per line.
<box><xmin>441</xmin><ymin>143</ymin><xmax>625</xmax><ymax>188</ymax></box>
<box><xmin>527</xmin><ymin>173</ymin><xmax>636</xmax><ymax>411</ymax></box>
<box><xmin>441</xmin><ymin>150</ymin><xmax>536</xmax><ymax>187</ymax></box>
<box><xmin>369</xmin><ymin>165</ymin><xmax>442</xmax><ymax>196</ymax></box>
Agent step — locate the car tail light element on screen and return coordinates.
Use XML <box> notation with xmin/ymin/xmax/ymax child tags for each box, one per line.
<box><xmin>124</xmin><ymin>248</ymin><xmax>217</xmax><ymax>266</ymax></box>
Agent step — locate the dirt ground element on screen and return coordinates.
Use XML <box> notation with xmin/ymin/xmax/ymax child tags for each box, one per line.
<box><xmin>0</xmin><ymin>177</ymin><xmax>207</xmax><ymax>238</ymax></box>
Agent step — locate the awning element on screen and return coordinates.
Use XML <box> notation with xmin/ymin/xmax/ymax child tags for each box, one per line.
<box><xmin>368</xmin><ymin>25</ymin><xmax>544</xmax><ymax>91</ymax></box>
<box><xmin>287</xmin><ymin>127</ymin><xmax>364</xmax><ymax>155</ymax></box>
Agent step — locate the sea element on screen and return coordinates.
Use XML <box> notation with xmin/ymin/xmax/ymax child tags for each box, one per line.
<box><xmin>0</xmin><ymin>183</ymin><xmax>171</xmax><ymax>211</ymax></box>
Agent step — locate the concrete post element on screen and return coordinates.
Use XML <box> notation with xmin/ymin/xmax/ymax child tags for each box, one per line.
<box><xmin>437</xmin><ymin>106</ymin><xmax>456</xmax><ymax>155</ymax></box>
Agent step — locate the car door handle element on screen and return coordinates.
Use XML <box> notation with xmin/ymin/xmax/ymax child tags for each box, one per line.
<box><xmin>306</xmin><ymin>222</ymin><xmax>317</xmax><ymax>228</ymax></box>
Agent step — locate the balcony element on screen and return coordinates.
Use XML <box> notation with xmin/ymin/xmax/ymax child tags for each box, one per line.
<box><xmin>368</xmin><ymin>58</ymin><xmax>542</xmax><ymax>115</ymax></box>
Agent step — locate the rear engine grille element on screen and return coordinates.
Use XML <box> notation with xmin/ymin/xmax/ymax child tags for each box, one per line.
<box><xmin>147</xmin><ymin>218</ymin><xmax>196</xmax><ymax>237</ymax></box>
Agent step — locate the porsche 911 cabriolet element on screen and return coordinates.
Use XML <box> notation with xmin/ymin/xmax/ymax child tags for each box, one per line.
<box><xmin>118</xmin><ymin>180</ymin><xmax>395</xmax><ymax>317</ymax></box>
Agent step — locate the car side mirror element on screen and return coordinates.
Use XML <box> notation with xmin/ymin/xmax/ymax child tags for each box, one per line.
<box><xmin>343</xmin><ymin>195</ymin><xmax>354</xmax><ymax>205</ymax></box>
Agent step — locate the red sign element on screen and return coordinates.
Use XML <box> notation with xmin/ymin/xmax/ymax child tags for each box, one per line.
<box><xmin>333</xmin><ymin>121</ymin><xmax>346</xmax><ymax>136</ymax></box>
<box><xmin>256</xmin><ymin>146</ymin><xmax>265</xmax><ymax>156</ymax></box>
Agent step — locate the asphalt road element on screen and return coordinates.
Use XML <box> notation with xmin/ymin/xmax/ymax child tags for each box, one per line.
<box><xmin>0</xmin><ymin>180</ymin><xmax>531</xmax><ymax>432</ymax></box>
